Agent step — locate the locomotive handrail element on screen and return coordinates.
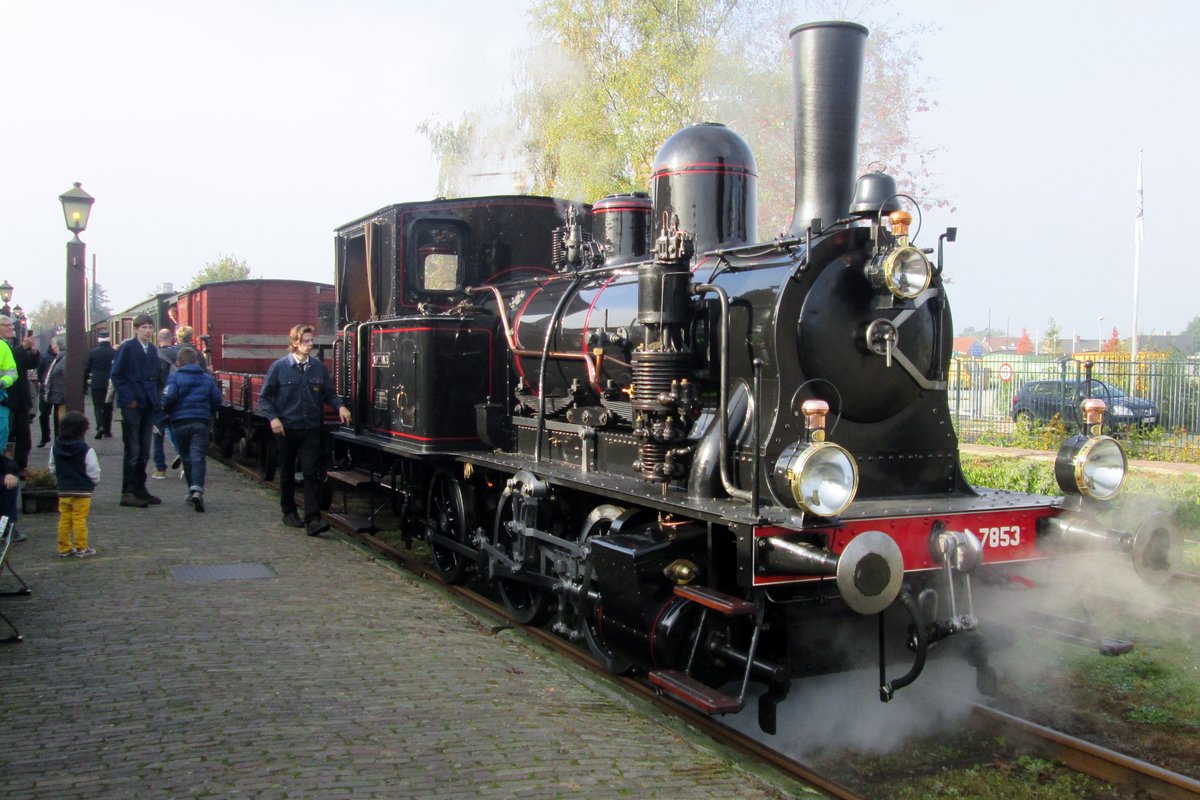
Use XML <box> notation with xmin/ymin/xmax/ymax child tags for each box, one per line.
<box><xmin>535</xmin><ymin>274</ymin><xmax>586</xmax><ymax>463</ymax></box>
<box><xmin>693</xmin><ymin>283</ymin><xmax>752</xmax><ymax>503</ymax></box>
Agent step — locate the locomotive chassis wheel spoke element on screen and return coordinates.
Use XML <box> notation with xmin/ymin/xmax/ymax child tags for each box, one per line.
<box><xmin>579</xmin><ymin>504</ymin><xmax>634</xmax><ymax>675</ymax></box>
<box><xmin>425</xmin><ymin>469</ymin><xmax>472</xmax><ymax>584</ymax></box>
<box><xmin>492</xmin><ymin>493</ymin><xmax>553</xmax><ymax>625</ymax></box>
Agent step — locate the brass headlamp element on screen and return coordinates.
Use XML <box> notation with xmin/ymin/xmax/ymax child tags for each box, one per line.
<box><xmin>864</xmin><ymin>211</ymin><xmax>932</xmax><ymax>300</ymax></box>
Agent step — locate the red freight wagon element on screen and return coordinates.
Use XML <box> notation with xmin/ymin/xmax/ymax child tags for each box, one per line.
<box><xmin>173</xmin><ymin>279</ymin><xmax>335</xmax><ymax>372</ymax></box>
<box><xmin>173</xmin><ymin>279</ymin><xmax>335</xmax><ymax>479</ymax></box>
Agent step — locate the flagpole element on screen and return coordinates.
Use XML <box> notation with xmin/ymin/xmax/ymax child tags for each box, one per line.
<box><xmin>1131</xmin><ymin>150</ymin><xmax>1143</xmax><ymax>365</ymax></box>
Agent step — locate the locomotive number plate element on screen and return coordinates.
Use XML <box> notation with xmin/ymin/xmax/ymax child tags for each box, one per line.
<box><xmin>372</xmin><ymin>353</ymin><xmax>391</xmax><ymax>367</ymax></box>
<box><xmin>976</xmin><ymin>525</ymin><xmax>1022</xmax><ymax>549</ymax></box>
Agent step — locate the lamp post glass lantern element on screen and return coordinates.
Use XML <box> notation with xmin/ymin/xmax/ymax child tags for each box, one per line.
<box><xmin>0</xmin><ymin>280</ymin><xmax>11</xmax><ymax>319</ymax></box>
<box><xmin>59</xmin><ymin>182</ymin><xmax>94</xmax><ymax>236</ymax></box>
<box><xmin>60</xmin><ymin>182</ymin><xmax>95</xmax><ymax>414</ymax></box>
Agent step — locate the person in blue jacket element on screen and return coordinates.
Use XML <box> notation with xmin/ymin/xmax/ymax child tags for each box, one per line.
<box><xmin>109</xmin><ymin>315</ymin><xmax>161</xmax><ymax>508</ymax></box>
<box><xmin>162</xmin><ymin>346</ymin><xmax>221</xmax><ymax>512</ymax></box>
<box><xmin>258</xmin><ymin>324</ymin><xmax>351</xmax><ymax>536</ymax></box>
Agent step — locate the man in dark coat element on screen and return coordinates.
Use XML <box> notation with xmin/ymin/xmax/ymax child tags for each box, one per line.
<box><xmin>83</xmin><ymin>330</ymin><xmax>115</xmax><ymax>439</ymax></box>
<box><xmin>109</xmin><ymin>315</ymin><xmax>162</xmax><ymax>508</ymax></box>
<box><xmin>8</xmin><ymin>330</ymin><xmax>39</xmax><ymax>472</ymax></box>
<box><xmin>258</xmin><ymin>323</ymin><xmax>351</xmax><ymax>536</ymax></box>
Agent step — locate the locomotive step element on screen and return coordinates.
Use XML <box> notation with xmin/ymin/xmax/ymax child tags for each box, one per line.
<box><xmin>325</xmin><ymin>469</ymin><xmax>378</xmax><ymax>488</ymax></box>
<box><xmin>673</xmin><ymin>584</ymin><xmax>756</xmax><ymax>616</ymax></box>
<box><xmin>324</xmin><ymin>511</ymin><xmax>379</xmax><ymax>534</ymax></box>
<box><xmin>648</xmin><ymin>670</ymin><xmax>743</xmax><ymax>715</ymax></box>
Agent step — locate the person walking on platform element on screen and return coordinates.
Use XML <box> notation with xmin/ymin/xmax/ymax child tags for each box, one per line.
<box><xmin>152</xmin><ymin>328</ymin><xmax>180</xmax><ymax>479</ymax></box>
<box><xmin>84</xmin><ymin>330</ymin><xmax>115</xmax><ymax>439</ymax></box>
<box><xmin>175</xmin><ymin>325</ymin><xmax>208</xmax><ymax>370</ymax></box>
<box><xmin>0</xmin><ymin>317</ymin><xmax>19</xmax><ymax>453</ymax></box>
<box><xmin>8</xmin><ymin>330</ymin><xmax>39</xmax><ymax>473</ymax></box>
<box><xmin>110</xmin><ymin>315</ymin><xmax>161</xmax><ymax>508</ymax></box>
<box><xmin>49</xmin><ymin>411</ymin><xmax>101</xmax><ymax>557</ymax></box>
<box><xmin>258</xmin><ymin>323</ymin><xmax>351</xmax><ymax>536</ymax></box>
<box><xmin>35</xmin><ymin>339</ymin><xmax>57</xmax><ymax>447</ymax></box>
<box><xmin>162</xmin><ymin>347</ymin><xmax>220</xmax><ymax>512</ymax></box>
<box><xmin>40</xmin><ymin>337</ymin><xmax>68</xmax><ymax>431</ymax></box>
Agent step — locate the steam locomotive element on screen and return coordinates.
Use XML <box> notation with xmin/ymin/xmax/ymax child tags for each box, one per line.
<box><xmin>320</xmin><ymin>21</ymin><xmax>1181</xmax><ymax>733</ymax></box>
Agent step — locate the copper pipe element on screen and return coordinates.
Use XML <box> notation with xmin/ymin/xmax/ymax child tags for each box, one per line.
<box><xmin>468</xmin><ymin>284</ymin><xmax>601</xmax><ymax>386</ymax></box>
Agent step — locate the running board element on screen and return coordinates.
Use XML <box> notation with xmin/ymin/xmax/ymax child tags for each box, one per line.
<box><xmin>648</xmin><ymin>670</ymin><xmax>743</xmax><ymax>715</ymax></box>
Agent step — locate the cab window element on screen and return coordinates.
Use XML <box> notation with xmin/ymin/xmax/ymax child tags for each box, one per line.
<box><xmin>412</xmin><ymin>222</ymin><xmax>467</xmax><ymax>294</ymax></box>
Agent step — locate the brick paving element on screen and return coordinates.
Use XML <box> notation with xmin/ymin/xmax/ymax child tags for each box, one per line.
<box><xmin>0</xmin><ymin>431</ymin><xmax>814</xmax><ymax>799</ymax></box>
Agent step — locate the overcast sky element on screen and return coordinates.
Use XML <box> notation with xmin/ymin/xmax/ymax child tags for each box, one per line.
<box><xmin>2</xmin><ymin>0</ymin><xmax>1194</xmax><ymax>346</ymax></box>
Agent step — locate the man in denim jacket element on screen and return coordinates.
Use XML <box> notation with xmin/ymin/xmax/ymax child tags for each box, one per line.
<box><xmin>258</xmin><ymin>324</ymin><xmax>351</xmax><ymax>536</ymax></box>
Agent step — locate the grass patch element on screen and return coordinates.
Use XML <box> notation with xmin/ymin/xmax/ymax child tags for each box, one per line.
<box><xmin>1069</xmin><ymin>648</ymin><xmax>1200</xmax><ymax>733</ymax></box>
<box><xmin>972</xmin><ymin>415</ymin><xmax>1200</xmax><ymax>463</ymax></box>
<box><xmin>830</xmin><ymin>732</ymin><xmax>1123</xmax><ymax>800</ymax></box>
<box><xmin>961</xmin><ymin>453</ymin><xmax>1200</xmax><ymax>533</ymax></box>
<box><xmin>889</xmin><ymin>760</ymin><xmax>1119</xmax><ymax>800</ymax></box>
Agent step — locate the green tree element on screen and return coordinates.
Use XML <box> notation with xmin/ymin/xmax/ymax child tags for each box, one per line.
<box><xmin>186</xmin><ymin>254</ymin><xmax>251</xmax><ymax>290</ymax></box>
<box><xmin>513</xmin><ymin>0</ymin><xmax>741</xmax><ymax>203</ymax></box>
<box><xmin>417</xmin><ymin>114</ymin><xmax>479</xmax><ymax>198</ymax></box>
<box><xmin>90</xmin><ymin>282</ymin><xmax>114</xmax><ymax>321</ymax></box>
<box><xmin>1183</xmin><ymin>315</ymin><xmax>1200</xmax><ymax>352</ymax></box>
<box><xmin>1041</xmin><ymin>317</ymin><xmax>1061</xmax><ymax>354</ymax></box>
<box><xmin>423</xmin><ymin>0</ymin><xmax>946</xmax><ymax>233</ymax></box>
<box><xmin>29</xmin><ymin>299</ymin><xmax>65</xmax><ymax>336</ymax></box>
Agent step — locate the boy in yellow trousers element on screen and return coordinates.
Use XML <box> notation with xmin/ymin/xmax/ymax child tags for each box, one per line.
<box><xmin>49</xmin><ymin>411</ymin><xmax>101</xmax><ymax>557</ymax></box>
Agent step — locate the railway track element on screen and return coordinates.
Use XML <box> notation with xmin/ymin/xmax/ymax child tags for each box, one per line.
<box><xmin>350</xmin><ymin>530</ymin><xmax>866</xmax><ymax>800</ymax></box>
<box><xmin>969</xmin><ymin>704</ymin><xmax>1200</xmax><ymax>800</ymax></box>
<box><xmin>224</xmin><ymin>456</ymin><xmax>1200</xmax><ymax>799</ymax></box>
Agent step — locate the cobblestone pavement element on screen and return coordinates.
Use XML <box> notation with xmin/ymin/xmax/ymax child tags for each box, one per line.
<box><xmin>0</xmin><ymin>432</ymin><xmax>814</xmax><ymax>799</ymax></box>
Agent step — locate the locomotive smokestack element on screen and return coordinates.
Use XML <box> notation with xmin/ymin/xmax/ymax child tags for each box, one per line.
<box><xmin>788</xmin><ymin>21</ymin><xmax>868</xmax><ymax>236</ymax></box>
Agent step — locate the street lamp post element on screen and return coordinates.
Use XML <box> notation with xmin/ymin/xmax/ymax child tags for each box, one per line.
<box><xmin>12</xmin><ymin>305</ymin><xmax>25</xmax><ymax>340</ymax></box>
<box><xmin>0</xmin><ymin>280</ymin><xmax>12</xmax><ymax>319</ymax></box>
<box><xmin>59</xmin><ymin>182</ymin><xmax>95</xmax><ymax>415</ymax></box>
<box><xmin>1097</xmin><ymin>316</ymin><xmax>1104</xmax><ymax>352</ymax></box>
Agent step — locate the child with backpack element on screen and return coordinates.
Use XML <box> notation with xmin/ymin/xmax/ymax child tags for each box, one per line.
<box><xmin>49</xmin><ymin>411</ymin><xmax>101</xmax><ymax>557</ymax></box>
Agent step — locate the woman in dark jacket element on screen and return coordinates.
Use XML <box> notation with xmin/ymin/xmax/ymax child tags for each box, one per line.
<box><xmin>36</xmin><ymin>341</ymin><xmax>56</xmax><ymax>447</ymax></box>
<box><xmin>161</xmin><ymin>347</ymin><xmax>220</xmax><ymax>512</ymax></box>
<box><xmin>40</xmin><ymin>338</ymin><xmax>68</xmax><ymax>430</ymax></box>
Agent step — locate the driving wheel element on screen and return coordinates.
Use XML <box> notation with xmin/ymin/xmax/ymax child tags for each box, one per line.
<box><xmin>425</xmin><ymin>469</ymin><xmax>474</xmax><ymax>584</ymax></box>
<box><xmin>579</xmin><ymin>504</ymin><xmax>633</xmax><ymax>674</ymax></box>
<box><xmin>492</xmin><ymin>492</ymin><xmax>552</xmax><ymax>625</ymax></box>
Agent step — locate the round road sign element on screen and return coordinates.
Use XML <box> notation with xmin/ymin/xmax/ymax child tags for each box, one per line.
<box><xmin>998</xmin><ymin>363</ymin><xmax>1013</xmax><ymax>382</ymax></box>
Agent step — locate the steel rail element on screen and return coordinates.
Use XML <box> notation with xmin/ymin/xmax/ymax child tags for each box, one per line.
<box><xmin>221</xmin><ymin>455</ymin><xmax>1195</xmax><ymax>799</ymax></box>
<box><xmin>350</xmin><ymin>531</ymin><xmax>863</xmax><ymax>800</ymax></box>
<box><xmin>970</xmin><ymin>703</ymin><xmax>1200</xmax><ymax>800</ymax></box>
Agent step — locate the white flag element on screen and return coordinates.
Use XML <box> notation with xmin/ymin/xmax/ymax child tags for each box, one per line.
<box><xmin>1135</xmin><ymin>150</ymin><xmax>1144</xmax><ymax>242</ymax></box>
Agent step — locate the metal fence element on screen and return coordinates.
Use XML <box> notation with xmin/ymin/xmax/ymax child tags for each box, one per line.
<box><xmin>946</xmin><ymin>353</ymin><xmax>1200</xmax><ymax>462</ymax></box>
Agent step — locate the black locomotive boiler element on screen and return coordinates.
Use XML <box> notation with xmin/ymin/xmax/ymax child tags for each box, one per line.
<box><xmin>326</xmin><ymin>21</ymin><xmax>1182</xmax><ymax>733</ymax></box>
